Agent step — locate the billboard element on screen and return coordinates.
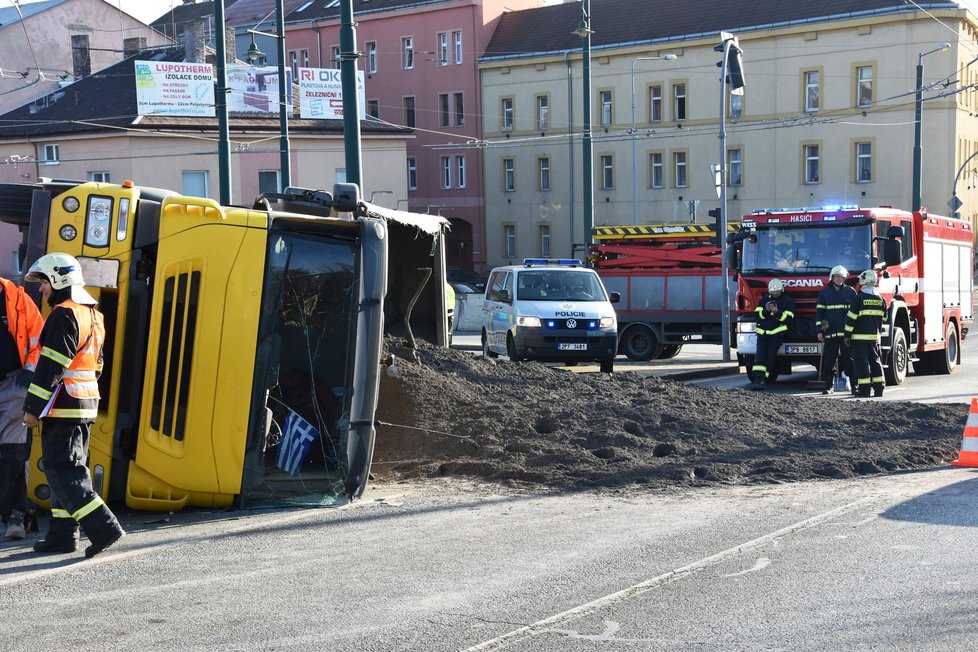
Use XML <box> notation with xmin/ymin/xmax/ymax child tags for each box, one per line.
<box><xmin>298</xmin><ymin>67</ymin><xmax>365</xmax><ymax>120</ymax></box>
<box><xmin>227</xmin><ymin>65</ymin><xmax>293</xmax><ymax>113</ymax></box>
<box><xmin>135</xmin><ymin>61</ymin><xmax>215</xmax><ymax>117</ymax></box>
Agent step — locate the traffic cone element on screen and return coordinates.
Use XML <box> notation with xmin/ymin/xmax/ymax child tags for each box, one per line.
<box><xmin>951</xmin><ymin>398</ymin><xmax>978</xmax><ymax>467</ymax></box>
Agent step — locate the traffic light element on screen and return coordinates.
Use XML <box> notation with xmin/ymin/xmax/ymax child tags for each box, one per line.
<box><xmin>708</xmin><ymin>208</ymin><xmax>722</xmax><ymax>247</ymax></box>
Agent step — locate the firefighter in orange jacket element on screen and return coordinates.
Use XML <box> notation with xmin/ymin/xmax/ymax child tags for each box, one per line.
<box><xmin>0</xmin><ymin>275</ymin><xmax>43</xmax><ymax>541</ymax></box>
<box><xmin>22</xmin><ymin>253</ymin><xmax>125</xmax><ymax>558</ymax></box>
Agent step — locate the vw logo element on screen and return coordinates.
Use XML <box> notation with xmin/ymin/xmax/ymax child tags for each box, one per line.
<box><xmin>566</xmin><ymin>318</ymin><xmax>577</xmax><ymax>329</ymax></box>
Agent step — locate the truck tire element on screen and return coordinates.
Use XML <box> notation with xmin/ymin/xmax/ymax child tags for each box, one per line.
<box><xmin>884</xmin><ymin>328</ymin><xmax>908</xmax><ymax>386</ymax></box>
<box><xmin>657</xmin><ymin>344</ymin><xmax>683</xmax><ymax>359</ymax></box>
<box><xmin>482</xmin><ymin>330</ymin><xmax>498</xmax><ymax>358</ymax></box>
<box><xmin>506</xmin><ymin>334</ymin><xmax>524</xmax><ymax>362</ymax></box>
<box><xmin>620</xmin><ymin>325</ymin><xmax>661</xmax><ymax>361</ymax></box>
<box><xmin>600</xmin><ymin>356</ymin><xmax>615</xmax><ymax>373</ymax></box>
<box><xmin>915</xmin><ymin>322</ymin><xmax>959</xmax><ymax>375</ymax></box>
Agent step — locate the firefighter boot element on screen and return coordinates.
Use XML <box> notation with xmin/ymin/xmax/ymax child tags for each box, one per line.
<box><xmin>33</xmin><ymin>517</ymin><xmax>79</xmax><ymax>553</ymax></box>
<box><xmin>3</xmin><ymin>510</ymin><xmax>25</xmax><ymax>540</ymax></box>
<box><xmin>81</xmin><ymin>507</ymin><xmax>126</xmax><ymax>559</ymax></box>
<box><xmin>873</xmin><ymin>384</ymin><xmax>884</xmax><ymax>397</ymax></box>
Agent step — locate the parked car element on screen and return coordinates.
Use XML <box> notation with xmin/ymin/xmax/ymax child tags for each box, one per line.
<box><xmin>447</xmin><ymin>267</ymin><xmax>488</xmax><ymax>293</ymax></box>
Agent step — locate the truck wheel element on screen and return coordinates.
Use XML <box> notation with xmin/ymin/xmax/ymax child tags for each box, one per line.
<box><xmin>600</xmin><ymin>356</ymin><xmax>615</xmax><ymax>373</ymax></box>
<box><xmin>506</xmin><ymin>334</ymin><xmax>524</xmax><ymax>362</ymax></box>
<box><xmin>935</xmin><ymin>322</ymin><xmax>959</xmax><ymax>375</ymax></box>
<box><xmin>620</xmin><ymin>325</ymin><xmax>661</xmax><ymax>361</ymax></box>
<box><xmin>482</xmin><ymin>330</ymin><xmax>498</xmax><ymax>358</ymax></box>
<box><xmin>657</xmin><ymin>345</ymin><xmax>683</xmax><ymax>359</ymax></box>
<box><xmin>884</xmin><ymin>328</ymin><xmax>908</xmax><ymax>385</ymax></box>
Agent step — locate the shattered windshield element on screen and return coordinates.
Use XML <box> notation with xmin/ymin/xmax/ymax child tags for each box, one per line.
<box><xmin>516</xmin><ymin>270</ymin><xmax>608</xmax><ymax>302</ymax></box>
<box><xmin>741</xmin><ymin>223</ymin><xmax>873</xmax><ymax>275</ymax></box>
<box><xmin>242</xmin><ymin>228</ymin><xmax>359</xmax><ymax>507</ymax></box>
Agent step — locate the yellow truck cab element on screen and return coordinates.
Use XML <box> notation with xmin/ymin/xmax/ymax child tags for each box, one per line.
<box><xmin>482</xmin><ymin>258</ymin><xmax>619</xmax><ymax>372</ymax></box>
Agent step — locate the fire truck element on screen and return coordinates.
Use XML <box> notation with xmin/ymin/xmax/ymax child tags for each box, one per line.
<box><xmin>590</xmin><ymin>223</ymin><xmax>737</xmax><ymax>360</ymax></box>
<box><xmin>0</xmin><ymin>179</ymin><xmax>448</xmax><ymax>511</ymax></box>
<box><xmin>733</xmin><ymin>205</ymin><xmax>974</xmax><ymax>384</ymax></box>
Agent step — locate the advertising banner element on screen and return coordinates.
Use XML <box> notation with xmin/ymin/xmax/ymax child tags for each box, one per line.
<box><xmin>227</xmin><ymin>65</ymin><xmax>293</xmax><ymax>113</ymax></box>
<box><xmin>135</xmin><ymin>60</ymin><xmax>215</xmax><ymax>117</ymax></box>
<box><xmin>297</xmin><ymin>67</ymin><xmax>366</xmax><ymax>120</ymax></box>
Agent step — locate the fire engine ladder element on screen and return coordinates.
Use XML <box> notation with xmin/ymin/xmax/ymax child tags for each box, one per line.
<box><xmin>591</xmin><ymin>222</ymin><xmax>740</xmax><ymax>269</ymax></box>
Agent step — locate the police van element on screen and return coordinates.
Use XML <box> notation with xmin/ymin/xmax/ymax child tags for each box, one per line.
<box><xmin>482</xmin><ymin>259</ymin><xmax>620</xmax><ymax>372</ymax></box>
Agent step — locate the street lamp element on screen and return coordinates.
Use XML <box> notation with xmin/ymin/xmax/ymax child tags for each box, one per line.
<box><xmin>573</xmin><ymin>0</ymin><xmax>593</xmax><ymax>255</ymax></box>
<box><xmin>912</xmin><ymin>42</ymin><xmax>949</xmax><ymax>212</ymax></box>
<box><xmin>247</xmin><ymin>0</ymin><xmax>291</xmax><ymax>192</ymax></box>
<box><xmin>630</xmin><ymin>54</ymin><xmax>678</xmax><ymax>225</ymax></box>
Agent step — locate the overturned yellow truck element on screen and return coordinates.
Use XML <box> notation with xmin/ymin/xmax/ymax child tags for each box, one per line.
<box><xmin>0</xmin><ymin>180</ymin><xmax>449</xmax><ymax>511</ymax></box>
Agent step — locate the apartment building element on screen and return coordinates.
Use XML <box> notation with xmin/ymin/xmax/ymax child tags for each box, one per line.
<box><xmin>479</xmin><ymin>0</ymin><xmax>978</xmax><ymax>267</ymax></box>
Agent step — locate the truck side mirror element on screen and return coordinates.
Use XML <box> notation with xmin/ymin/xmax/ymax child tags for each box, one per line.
<box><xmin>608</xmin><ymin>291</ymin><xmax>621</xmax><ymax>304</ymax></box>
<box><xmin>886</xmin><ymin>225</ymin><xmax>905</xmax><ymax>239</ymax></box>
<box><xmin>882</xmin><ymin>239</ymin><xmax>902</xmax><ymax>267</ymax></box>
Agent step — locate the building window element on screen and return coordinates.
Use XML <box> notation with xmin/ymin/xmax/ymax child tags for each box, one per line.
<box><xmin>402</xmin><ymin>37</ymin><xmax>414</xmax><ymax>69</ymax></box>
<box><xmin>404</xmin><ymin>96</ymin><xmax>416</xmax><ymax>127</ymax></box>
<box><xmin>600</xmin><ymin>90</ymin><xmax>613</xmax><ymax>126</ymax></box>
<box><xmin>600</xmin><ymin>154</ymin><xmax>614</xmax><ymax>190</ymax></box>
<box><xmin>673</xmin><ymin>83</ymin><xmax>686</xmax><ymax>121</ymax></box>
<box><xmin>439</xmin><ymin>93</ymin><xmax>450</xmax><ymax>127</ymax></box>
<box><xmin>258</xmin><ymin>170</ymin><xmax>280</xmax><ymax>194</ymax></box>
<box><xmin>453</xmin><ymin>30</ymin><xmax>462</xmax><ymax>64</ymax></box>
<box><xmin>39</xmin><ymin>143</ymin><xmax>59</xmax><ymax>165</ymax></box>
<box><xmin>441</xmin><ymin>156</ymin><xmax>451</xmax><ymax>188</ymax></box>
<box><xmin>536</xmin><ymin>95</ymin><xmax>549</xmax><ymax>131</ymax></box>
<box><xmin>366</xmin><ymin>42</ymin><xmax>377</xmax><ymax>74</ymax></box>
<box><xmin>503</xmin><ymin>158</ymin><xmax>515</xmax><ymax>192</ymax></box>
<box><xmin>367</xmin><ymin>99</ymin><xmax>379</xmax><ymax>118</ymax></box>
<box><xmin>649</xmin><ymin>84</ymin><xmax>662</xmax><ymax>123</ymax></box>
<box><xmin>650</xmin><ymin>152</ymin><xmax>663</xmax><ymax>188</ymax></box>
<box><xmin>805</xmin><ymin>71</ymin><xmax>820</xmax><ymax>112</ymax></box>
<box><xmin>727</xmin><ymin>148</ymin><xmax>742</xmax><ymax>187</ymax></box>
<box><xmin>301</xmin><ymin>49</ymin><xmax>309</xmax><ymax>67</ymax></box>
<box><xmin>804</xmin><ymin>144</ymin><xmax>820</xmax><ymax>183</ymax></box>
<box><xmin>454</xmin><ymin>92</ymin><xmax>464</xmax><ymax>126</ymax></box>
<box><xmin>538</xmin><ymin>224</ymin><xmax>551</xmax><ymax>258</ymax></box>
<box><xmin>729</xmin><ymin>93</ymin><xmax>742</xmax><ymax>118</ymax></box>
<box><xmin>504</xmin><ymin>224</ymin><xmax>516</xmax><ymax>258</ymax></box>
<box><xmin>407</xmin><ymin>157</ymin><xmax>417</xmax><ymax>190</ymax></box>
<box><xmin>856</xmin><ymin>142</ymin><xmax>872</xmax><ymax>182</ymax></box>
<box><xmin>501</xmin><ymin>97</ymin><xmax>513</xmax><ymax>130</ymax></box>
<box><xmin>289</xmin><ymin>51</ymin><xmax>298</xmax><ymax>77</ymax></box>
<box><xmin>673</xmin><ymin>151</ymin><xmax>687</xmax><ymax>188</ymax></box>
<box><xmin>456</xmin><ymin>155</ymin><xmax>466</xmax><ymax>188</ymax></box>
<box><xmin>182</xmin><ymin>170</ymin><xmax>209</xmax><ymax>197</ymax></box>
<box><xmin>856</xmin><ymin>66</ymin><xmax>873</xmax><ymax>107</ymax></box>
<box><xmin>330</xmin><ymin>46</ymin><xmax>340</xmax><ymax>68</ymax></box>
<box><xmin>88</xmin><ymin>171</ymin><xmax>109</xmax><ymax>183</ymax></box>
<box><xmin>438</xmin><ymin>32</ymin><xmax>448</xmax><ymax>65</ymax></box>
<box><xmin>538</xmin><ymin>157</ymin><xmax>550</xmax><ymax>191</ymax></box>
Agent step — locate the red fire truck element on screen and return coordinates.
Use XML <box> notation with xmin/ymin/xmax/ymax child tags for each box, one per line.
<box><xmin>733</xmin><ymin>205</ymin><xmax>974</xmax><ymax>384</ymax></box>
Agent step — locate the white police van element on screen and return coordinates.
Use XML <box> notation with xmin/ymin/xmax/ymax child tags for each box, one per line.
<box><xmin>482</xmin><ymin>259</ymin><xmax>620</xmax><ymax>373</ymax></box>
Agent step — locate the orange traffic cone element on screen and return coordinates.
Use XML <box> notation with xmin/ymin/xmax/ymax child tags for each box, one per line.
<box><xmin>951</xmin><ymin>398</ymin><xmax>978</xmax><ymax>467</ymax></box>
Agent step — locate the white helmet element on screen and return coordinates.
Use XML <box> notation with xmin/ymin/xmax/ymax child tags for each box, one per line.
<box><xmin>830</xmin><ymin>265</ymin><xmax>848</xmax><ymax>278</ymax></box>
<box><xmin>25</xmin><ymin>253</ymin><xmax>98</xmax><ymax>305</ymax></box>
<box><xmin>768</xmin><ymin>278</ymin><xmax>785</xmax><ymax>293</ymax></box>
<box><xmin>858</xmin><ymin>269</ymin><xmax>878</xmax><ymax>287</ymax></box>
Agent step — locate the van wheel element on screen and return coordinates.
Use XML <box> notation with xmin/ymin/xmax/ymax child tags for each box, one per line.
<box><xmin>600</xmin><ymin>356</ymin><xmax>615</xmax><ymax>373</ymax></box>
<box><xmin>506</xmin><ymin>334</ymin><xmax>524</xmax><ymax>362</ymax></box>
<box><xmin>884</xmin><ymin>328</ymin><xmax>908</xmax><ymax>385</ymax></box>
<box><xmin>482</xmin><ymin>330</ymin><xmax>498</xmax><ymax>358</ymax></box>
<box><xmin>620</xmin><ymin>325</ymin><xmax>661</xmax><ymax>361</ymax></box>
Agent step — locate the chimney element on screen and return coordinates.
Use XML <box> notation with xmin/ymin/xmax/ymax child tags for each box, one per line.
<box><xmin>71</xmin><ymin>34</ymin><xmax>91</xmax><ymax>78</ymax></box>
<box><xmin>183</xmin><ymin>20</ymin><xmax>205</xmax><ymax>63</ymax></box>
<box><xmin>225</xmin><ymin>26</ymin><xmax>236</xmax><ymax>63</ymax></box>
<box><xmin>124</xmin><ymin>37</ymin><xmax>147</xmax><ymax>58</ymax></box>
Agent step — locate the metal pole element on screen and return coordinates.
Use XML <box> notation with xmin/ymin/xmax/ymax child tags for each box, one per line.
<box><xmin>340</xmin><ymin>0</ymin><xmax>362</xmax><ymax>188</ymax></box>
<box><xmin>276</xmin><ymin>0</ymin><xmax>291</xmax><ymax>190</ymax></box>
<box><xmin>214</xmin><ymin>1</ymin><xmax>231</xmax><ymax>204</ymax></box>
<box><xmin>564</xmin><ymin>51</ymin><xmax>575</xmax><ymax>256</ymax></box>
<box><xmin>630</xmin><ymin>59</ymin><xmax>638</xmax><ymax>226</ymax></box>
<box><xmin>581</xmin><ymin>0</ymin><xmax>593</xmax><ymax>253</ymax></box>
<box><xmin>912</xmin><ymin>60</ymin><xmax>923</xmax><ymax>212</ymax></box>
<box><xmin>718</xmin><ymin>38</ymin><xmax>732</xmax><ymax>363</ymax></box>
<box><xmin>950</xmin><ymin>149</ymin><xmax>978</xmax><ymax>217</ymax></box>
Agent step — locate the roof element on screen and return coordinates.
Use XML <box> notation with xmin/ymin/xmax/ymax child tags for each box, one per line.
<box><xmin>225</xmin><ymin>0</ymin><xmax>310</xmax><ymax>28</ymax></box>
<box><xmin>482</xmin><ymin>0</ymin><xmax>962</xmax><ymax>60</ymax></box>
<box><xmin>0</xmin><ymin>0</ymin><xmax>66</xmax><ymax>29</ymax></box>
<box><xmin>286</xmin><ymin>0</ymin><xmax>454</xmax><ymax>23</ymax></box>
<box><xmin>149</xmin><ymin>1</ymin><xmax>239</xmax><ymax>31</ymax></box>
<box><xmin>0</xmin><ymin>46</ymin><xmax>410</xmax><ymax>139</ymax></box>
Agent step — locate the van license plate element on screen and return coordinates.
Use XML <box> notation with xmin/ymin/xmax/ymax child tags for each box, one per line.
<box><xmin>784</xmin><ymin>345</ymin><xmax>818</xmax><ymax>354</ymax></box>
<box><xmin>558</xmin><ymin>343</ymin><xmax>587</xmax><ymax>351</ymax></box>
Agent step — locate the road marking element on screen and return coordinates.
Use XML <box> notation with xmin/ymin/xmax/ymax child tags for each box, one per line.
<box><xmin>464</xmin><ymin>497</ymin><xmax>874</xmax><ymax>651</ymax></box>
<box><xmin>723</xmin><ymin>557</ymin><xmax>771</xmax><ymax>577</ymax></box>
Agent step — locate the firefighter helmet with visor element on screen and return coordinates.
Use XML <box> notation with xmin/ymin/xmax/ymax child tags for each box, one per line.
<box><xmin>830</xmin><ymin>265</ymin><xmax>848</xmax><ymax>278</ymax></box>
<box><xmin>25</xmin><ymin>253</ymin><xmax>98</xmax><ymax>305</ymax></box>
<box><xmin>858</xmin><ymin>269</ymin><xmax>878</xmax><ymax>287</ymax></box>
<box><xmin>768</xmin><ymin>278</ymin><xmax>785</xmax><ymax>293</ymax></box>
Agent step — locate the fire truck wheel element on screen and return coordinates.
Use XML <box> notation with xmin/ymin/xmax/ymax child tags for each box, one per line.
<box><xmin>657</xmin><ymin>345</ymin><xmax>683</xmax><ymax>359</ymax></box>
<box><xmin>620</xmin><ymin>325</ymin><xmax>662</xmax><ymax>361</ymax></box>
<box><xmin>482</xmin><ymin>330</ymin><xmax>498</xmax><ymax>358</ymax></box>
<box><xmin>934</xmin><ymin>322</ymin><xmax>959</xmax><ymax>375</ymax></box>
<box><xmin>506</xmin><ymin>334</ymin><xmax>524</xmax><ymax>362</ymax></box>
<box><xmin>884</xmin><ymin>328</ymin><xmax>908</xmax><ymax>386</ymax></box>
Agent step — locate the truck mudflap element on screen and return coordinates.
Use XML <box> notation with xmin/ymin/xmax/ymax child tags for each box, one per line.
<box><xmin>345</xmin><ymin>215</ymin><xmax>389</xmax><ymax>498</ymax></box>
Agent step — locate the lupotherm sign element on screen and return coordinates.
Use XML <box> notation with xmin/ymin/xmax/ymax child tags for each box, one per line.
<box><xmin>134</xmin><ymin>61</ymin><xmax>215</xmax><ymax>117</ymax></box>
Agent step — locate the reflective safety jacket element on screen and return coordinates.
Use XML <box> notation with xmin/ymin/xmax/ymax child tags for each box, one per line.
<box><xmin>24</xmin><ymin>300</ymin><xmax>104</xmax><ymax>423</ymax></box>
<box><xmin>844</xmin><ymin>290</ymin><xmax>888</xmax><ymax>343</ymax></box>
<box><xmin>815</xmin><ymin>282</ymin><xmax>858</xmax><ymax>338</ymax></box>
<box><xmin>0</xmin><ymin>276</ymin><xmax>43</xmax><ymax>371</ymax></box>
<box><xmin>754</xmin><ymin>292</ymin><xmax>795</xmax><ymax>336</ymax></box>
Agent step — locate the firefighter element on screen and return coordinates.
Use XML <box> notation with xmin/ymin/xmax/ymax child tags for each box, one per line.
<box><xmin>844</xmin><ymin>269</ymin><xmax>887</xmax><ymax>398</ymax></box>
<box><xmin>748</xmin><ymin>278</ymin><xmax>795</xmax><ymax>390</ymax></box>
<box><xmin>815</xmin><ymin>265</ymin><xmax>857</xmax><ymax>394</ymax></box>
<box><xmin>0</xmin><ymin>274</ymin><xmax>43</xmax><ymax>541</ymax></box>
<box><xmin>21</xmin><ymin>253</ymin><xmax>125</xmax><ymax>558</ymax></box>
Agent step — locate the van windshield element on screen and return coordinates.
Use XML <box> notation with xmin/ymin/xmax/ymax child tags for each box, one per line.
<box><xmin>517</xmin><ymin>270</ymin><xmax>607</xmax><ymax>301</ymax></box>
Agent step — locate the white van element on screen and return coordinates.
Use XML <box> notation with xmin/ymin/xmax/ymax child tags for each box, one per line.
<box><xmin>482</xmin><ymin>259</ymin><xmax>620</xmax><ymax>372</ymax></box>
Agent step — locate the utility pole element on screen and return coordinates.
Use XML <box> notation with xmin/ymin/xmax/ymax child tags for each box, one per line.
<box><xmin>340</xmin><ymin>0</ymin><xmax>362</xmax><ymax>189</ymax></box>
<box><xmin>214</xmin><ymin>1</ymin><xmax>231</xmax><ymax>204</ymax></box>
<box><xmin>275</xmin><ymin>0</ymin><xmax>291</xmax><ymax>190</ymax></box>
